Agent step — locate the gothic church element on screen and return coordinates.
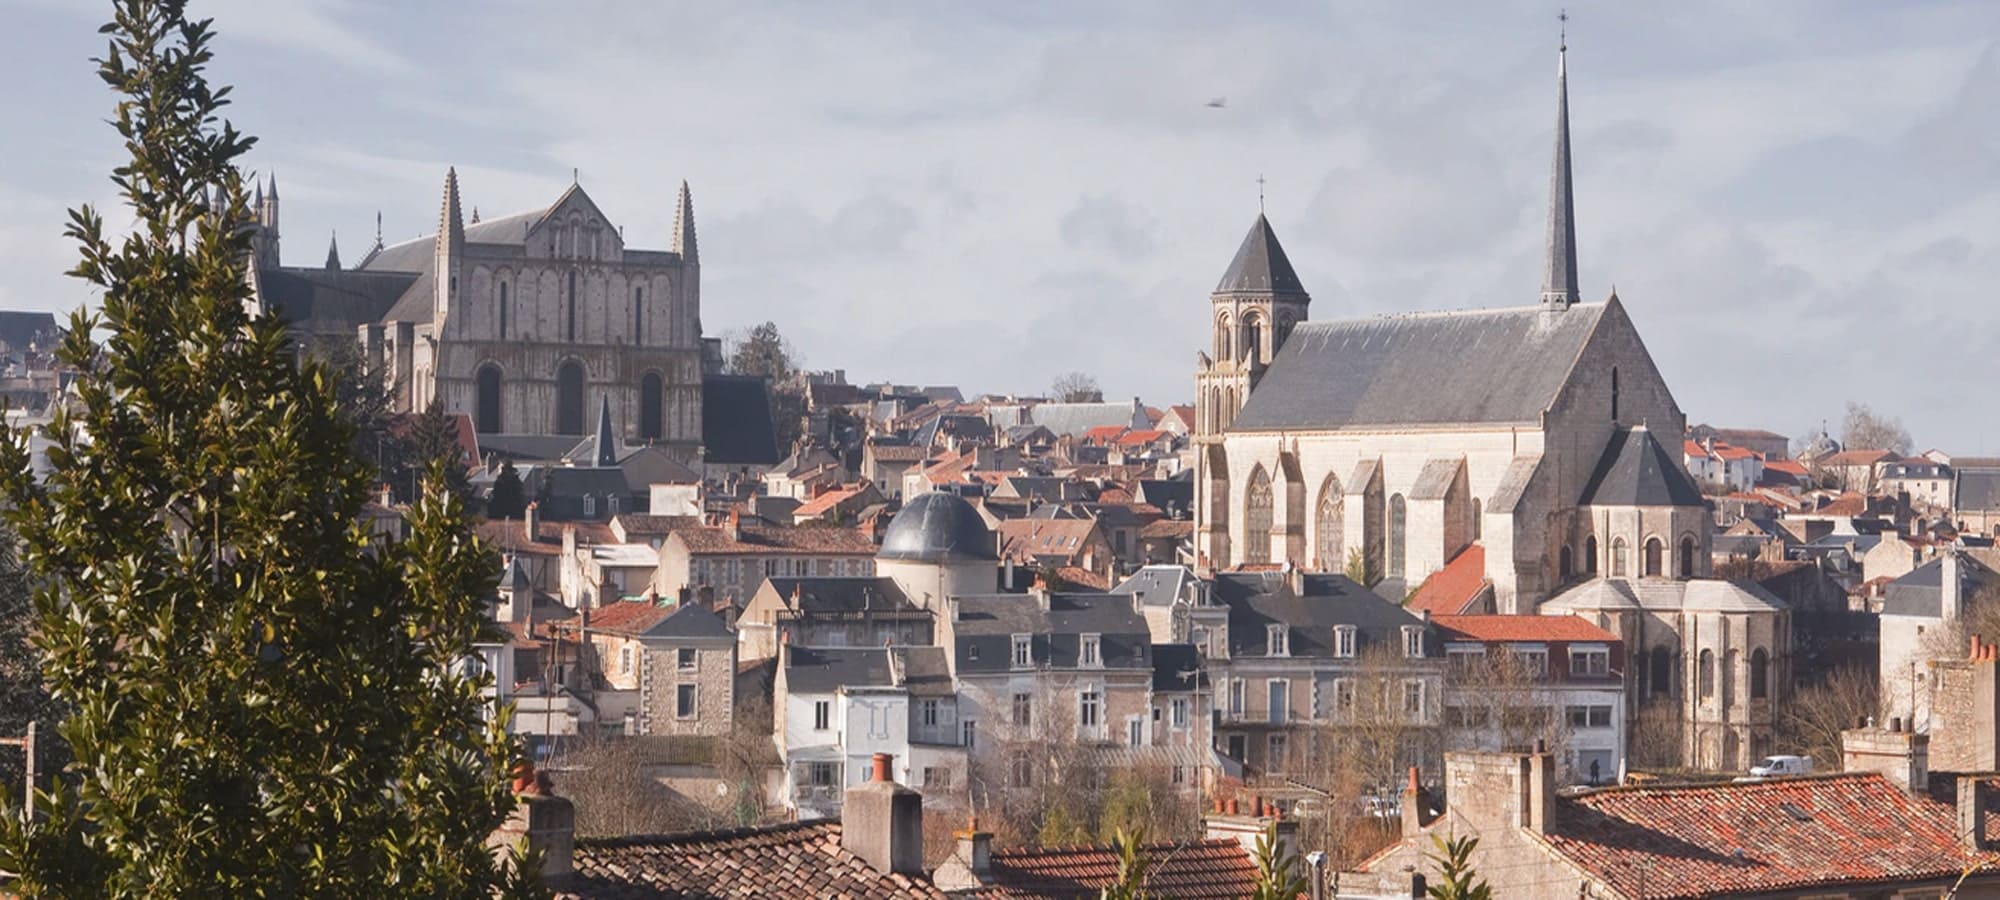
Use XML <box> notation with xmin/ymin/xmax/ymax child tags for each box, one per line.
<box><xmin>245</xmin><ymin>170</ymin><xmax>707</xmax><ymax>460</ymax></box>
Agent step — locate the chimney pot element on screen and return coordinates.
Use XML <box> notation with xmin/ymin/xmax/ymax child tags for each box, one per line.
<box><xmin>872</xmin><ymin>752</ymin><xmax>893</xmax><ymax>783</ymax></box>
<box><xmin>1891</xmin><ymin>717</ymin><xmax>1903</xmax><ymax>733</ymax></box>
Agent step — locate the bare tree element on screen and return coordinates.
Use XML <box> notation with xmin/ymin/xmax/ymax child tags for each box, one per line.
<box><xmin>1303</xmin><ymin>644</ymin><xmax>1442</xmax><ymax>868</ymax></box>
<box><xmin>1777</xmin><ymin>664</ymin><xmax>1884</xmax><ymax>769</ymax></box>
<box><xmin>1049</xmin><ymin>371</ymin><xmax>1104</xmax><ymax>403</ymax></box>
<box><xmin>1841</xmin><ymin>401</ymin><xmax>1913</xmax><ymax>456</ymax></box>
<box><xmin>1628</xmin><ymin>700</ymin><xmax>1686</xmax><ymax>771</ymax></box>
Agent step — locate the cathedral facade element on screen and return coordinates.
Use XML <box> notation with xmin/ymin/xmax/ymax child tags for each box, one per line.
<box><xmin>246</xmin><ymin>170</ymin><xmax>706</xmax><ymax>459</ymax></box>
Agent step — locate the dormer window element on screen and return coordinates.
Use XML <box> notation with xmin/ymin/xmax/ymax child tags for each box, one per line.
<box><xmin>1080</xmin><ymin>634</ymin><xmax>1101</xmax><ymax>668</ymax></box>
<box><xmin>1333</xmin><ymin>625</ymin><xmax>1357</xmax><ymax>658</ymax></box>
<box><xmin>1402</xmin><ymin>625</ymin><xmax>1424</xmax><ymax>658</ymax></box>
<box><xmin>1267</xmin><ymin>624</ymin><xmax>1288</xmax><ymax>657</ymax></box>
<box><xmin>1012</xmin><ymin>634</ymin><xmax>1032</xmax><ymax>669</ymax></box>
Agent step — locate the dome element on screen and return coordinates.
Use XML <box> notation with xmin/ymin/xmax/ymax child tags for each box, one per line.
<box><xmin>878</xmin><ymin>492</ymin><xmax>997</xmax><ymax>563</ymax></box>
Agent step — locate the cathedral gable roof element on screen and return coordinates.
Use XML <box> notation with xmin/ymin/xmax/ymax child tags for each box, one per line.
<box><xmin>258</xmin><ymin>267</ymin><xmax>418</xmax><ymax>329</ymax></box>
<box><xmin>1578</xmin><ymin>426</ymin><xmax>1706</xmax><ymax>508</ymax></box>
<box><xmin>1232</xmin><ymin>303</ymin><xmax>1606</xmax><ymax>431</ymax></box>
<box><xmin>1215</xmin><ymin>214</ymin><xmax>1307</xmax><ymax>295</ymax></box>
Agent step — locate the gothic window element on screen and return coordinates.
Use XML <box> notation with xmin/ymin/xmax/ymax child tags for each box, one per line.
<box><xmin>475</xmin><ymin>364</ymin><xmax>502</xmax><ymax>434</ymax></box>
<box><xmin>1215</xmin><ymin>313</ymin><xmax>1231</xmax><ymax>361</ymax></box>
<box><xmin>1644</xmin><ymin>538</ymin><xmax>1664</xmax><ymax>577</ymax></box>
<box><xmin>1611</xmin><ymin>367</ymin><xmax>1620</xmax><ymax>422</ymax></box>
<box><xmin>1611</xmin><ymin>537</ymin><xmax>1628</xmax><ymax>577</ymax></box>
<box><xmin>1585</xmin><ymin>536</ymin><xmax>1599</xmax><ymax>575</ymax></box>
<box><xmin>1680</xmin><ymin>536</ymin><xmax>1697</xmax><ymax>578</ymax></box>
<box><xmin>1649</xmin><ymin>648</ymin><xmax>1671</xmax><ymax>697</ymax></box>
<box><xmin>1560</xmin><ymin>545</ymin><xmax>1574</xmax><ymax>580</ymax></box>
<box><xmin>1315</xmin><ymin>476</ymin><xmax>1343</xmax><ymax>571</ymax></box>
<box><xmin>498</xmin><ymin>281</ymin><xmax>509</xmax><ymax>339</ymax></box>
<box><xmin>1750</xmin><ymin>648</ymin><xmax>1769</xmax><ymax>700</ymax></box>
<box><xmin>633</xmin><ymin>286</ymin><xmax>644</xmax><ymax>340</ymax></box>
<box><xmin>1243</xmin><ymin>467</ymin><xmax>1273</xmax><ymax>565</ymax></box>
<box><xmin>566</xmin><ymin>271</ymin><xmax>578</xmax><ymax>341</ymax></box>
<box><xmin>1388</xmin><ymin>494</ymin><xmax>1407</xmax><ymax>578</ymax></box>
<box><xmin>640</xmin><ymin>372</ymin><xmax>663</xmax><ymax>442</ymax></box>
<box><xmin>1698</xmin><ymin>649</ymin><xmax>1715</xmax><ymax>699</ymax></box>
<box><xmin>556</xmin><ymin>361</ymin><xmax>585</xmax><ymax>435</ymax></box>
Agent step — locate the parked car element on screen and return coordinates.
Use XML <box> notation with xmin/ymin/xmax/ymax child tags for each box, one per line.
<box><xmin>1748</xmin><ymin>755</ymin><xmax>1814</xmax><ymax>778</ymax></box>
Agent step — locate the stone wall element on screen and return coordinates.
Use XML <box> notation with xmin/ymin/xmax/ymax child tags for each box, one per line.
<box><xmin>640</xmin><ymin>641</ymin><xmax>736</xmax><ymax>737</ymax></box>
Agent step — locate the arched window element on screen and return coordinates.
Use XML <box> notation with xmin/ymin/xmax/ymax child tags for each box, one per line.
<box><xmin>1560</xmin><ymin>545</ymin><xmax>1574</xmax><ymax>579</ymax></box>
<box><xmin>1243</xmin><ymin>467</ymin><xmax>1273</xmax><ymax>565</ymax></box>
<box><xmin>566</xmin><ymin>271</ymin><xmax>578</xmax><ymax>341</ymax></box>
<box><xmin>498</xmin><ymin>281</ymin><xmax>509</xmax><ymax>339</ymax></box>
<box><xmin>1471</xmin><ymin>498</ymin><xmax>1482</xmax><ymax>540</ymax></box>
<box><xmin>475</xmin><ymin>364</ymin><xmax>502</xmax><ymax>434</ymax></box>
<box><xmin>1750</xmin><ymin>648</ymin><xmax>1769</xmax><ymax>700</ymax></box>
<box><xmin>1610</xmin><ymin>367</ymin><xmax>1620</xmax><ymax>422</ymax></box>
<box><xmin>1215</xmin><ymin>313</ymin><xmax>1232</xmax><ymax>361</ymax></box>
<box><xmin>1644</xmin><ymin>538</ymin><xmax>1664</xmax><ymax>577</ymax></box>
<box><xmin>1650</xmin><ymin>648</ymin><xmax>1672</xmax><ymax>697</ymax></box>
<box><xmin>633</xmin><ymin>286</ymin><xmax>644</xmax><ymax>340</ymax></box>
<box><xmin>1388</xmin><ymin>494</ymin><xmax>1407</xmax><ymax>578</ymax></box>
<box><xmin>1698</xmin><ymin>649</ymin><xmax>1715</xmax><ymax>699</ymax></box>
<box><xmin>640</xmin><ymin>372</ymin><xmax>663</xmax><ymax>441</ymax></box>
<box><xmin>1315</xmin><ymin>476</ymin><xmax>1344</xmax><ymax>571</ymax></box>
<box><xmin>1222</xmin><ymin>388</ymin><xmax>1237</xmax><ymax>429</ymax></box>
<box><xmin>1611</xmin><ymin>537</ymin><xmax>1628</xmax><ymax>577</ymax></box>
<box><xmin>1239</xmin><ymin>315</ymin><xmax>1261</xmax><ymax>363</ymax></box>
<box><xmin>556</xmin><ymin>361</ymin><xmax>585</xmax><ymax>435</ymax></box>
<box><xmin>1680</xmin><ymin>536</ymin><xmax>1697</xmax><ymax>579</ymax></box>
<box><xmin>1584</xmin><ymin>536</ymin><xmax>1599</xmax><ymax>575</ymax></box>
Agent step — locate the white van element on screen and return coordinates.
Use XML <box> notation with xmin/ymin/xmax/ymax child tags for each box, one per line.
<box><xmin>1748</xmin><ymin>755</ymin><xmax>1814</xmax><ymax>778</ymax></box>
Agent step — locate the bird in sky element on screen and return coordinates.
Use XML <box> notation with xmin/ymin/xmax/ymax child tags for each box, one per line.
<box><xmin>1205</xmin><ymin>97</ymin><xmax>1226</xmax><ymax>109</ymax></box>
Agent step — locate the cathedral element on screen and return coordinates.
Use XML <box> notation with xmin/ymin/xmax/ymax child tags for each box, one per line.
<box><xmin>244</xmin><ymin>170</ymin><xmax>707</xmax><ymax>459</ymax></box>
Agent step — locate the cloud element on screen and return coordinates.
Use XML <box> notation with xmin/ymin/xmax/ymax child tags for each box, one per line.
<box><xmin>1059</xmin><ymin>195</ymin><xmax>1156</xmax><ymax>260</ymax></box>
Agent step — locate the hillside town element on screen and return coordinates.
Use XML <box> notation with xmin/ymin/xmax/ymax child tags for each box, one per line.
<box><xmin>7</xmin><ymin>3</ymin><xmax>2000</xmax><ymax>900</ymax></box>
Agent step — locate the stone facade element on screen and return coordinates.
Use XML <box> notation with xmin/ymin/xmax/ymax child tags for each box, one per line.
<box><xmin>639</xmin><ymin>640</ymin><xmax>736</xmax><ymax>738</ymax></box>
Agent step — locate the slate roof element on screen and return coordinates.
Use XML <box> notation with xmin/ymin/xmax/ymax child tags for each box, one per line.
<box><xmin>1210</xmin><ymin>571</ymin><xmax>1432</xmax><ymax>658</ymax></box>
<box><xmin>0</xmin><ymin>311</ymin><xmax>59</xmax><ymax>351</ymax></box>
<box><xmin>1540</xmin><ymin>773</ymin><xmax>1988</xmax><ymax>899</ymax></box>
<box><xmin>702</xmin><ymin>375</ymin><xmax>781</xmax><ymax>466</ymax></box>
<box><xmin>1028</xmin><ymin>401</ymin><xmax>1147</xmax><ymax>438</ymax></box>
<box><xmin>1111</xmin><ymin>565</ymin><xmax>1200</xmax><ymax>606</ymax></box>
<box><xmin>1542</xmin><ymin>577</ymin><xmax>1789</xmax><ymax>615</ymax></box>
<box><xmin>1151</xmin><ymin>643</ymin><xmax>1207</xmax><ymax>693</ymax></box>
<box><xmin>880</xmin><ymin>492</ymin><xmax>998</xmax><ymax>562</ymax></box>
<box><xmin>1578</xmin><ymin>426</ymin><xmax>1706</xmax><ymax>507</ymax></box>
<box><xmin>783</xmin><ymin>645</ymin><xmax>954</xmax><ymax>696</ymax></box>
<box><xmin>1880</xmin><ymin>554</ymin><xmax>1999</xmax><ymax>619</ymax></box>
<box><xmin>1958</xmin><ymin>470</ymin><xmax>2000</xmax><ymax>512</ymax></box>
<box><xmin>1215</xmin><ymin>213</ymin><xmax>1307</xmax><ymax>296</ymax></box>
<box><xmin>1231</xmin><ymin>303</ymin><xmax>1608</xmax><ymax>431</ymax></box>
<box><xmin>959</xmin><ymin>838</ymin><xmax>1260</xmax><ymax>899</ymax></box>
<box><xmin>952</xmin><ymin>593</ymin><xmax>1151</xmax><ymax>673</ymax></box>
<box><xmin>559</xmin><ymin>819</ymin><xmax>943</xmax><ymax>899</ymax></box>
<box><xmin>674</xmin><ymin>524</ymin><xmax>877</xmax><ymax>556</ymax></box>
<box><xmin>760</xmin><ymin>577</ymin><xmax>919</xmax><ymax>614</ymax></box>
<box><xmin>257</xmin><ymin>267</ymin><xmax>418</xmax><ymax>330</ymax></box>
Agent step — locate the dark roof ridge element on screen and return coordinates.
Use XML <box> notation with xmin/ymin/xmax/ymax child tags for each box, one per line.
<box><xmin>573</xmin><ymin>818</ymin><xmax>831</xmax><ymax>848</ymax></box>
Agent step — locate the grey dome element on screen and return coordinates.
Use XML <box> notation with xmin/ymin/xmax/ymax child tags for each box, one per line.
<box><xmin>878</xmin><ymin>492</ymin><xmax>997</xmax><ymax>563</ymax></box>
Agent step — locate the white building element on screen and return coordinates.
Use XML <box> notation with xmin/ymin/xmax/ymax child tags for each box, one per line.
<box><xmin>773</xmin><ymin>644</ymin><xmax>966</xmax><ymax>819</ymax></box>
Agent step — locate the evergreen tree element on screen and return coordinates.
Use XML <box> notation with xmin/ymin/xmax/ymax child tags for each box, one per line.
<box><xmin>405</xmin><ymin>396</ymin><xmax>471</xmax><ymax>503</ymax></box>
<box><xmin>1424</xmin><ymin>834</ymin><xmax>1494</xmax><ymax>900</ymax></box>
<box><xmin>489</xmin><ymin>460</ymin><xmax>528</xmax><ymax>521</ymax></box>
<box><xmin>1250</xmin><ymin>819</ymin><xmax>1309</xmax><ymax>900</ymax></box>
<box><xmin>0</xmin><ymin>524</ymin><xmax>63</xmax><ymax>793</ymax></box>
<box><xmin>0</xmin><ymin>3</ymin><xmax>536</xmax><ymax>895</ymax></box>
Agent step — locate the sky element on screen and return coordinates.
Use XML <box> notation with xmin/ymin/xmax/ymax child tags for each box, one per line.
<box><xmin>2</xmin><ymin>1</ymin><xmax>1998</xmax><ymax>451</ymax></box>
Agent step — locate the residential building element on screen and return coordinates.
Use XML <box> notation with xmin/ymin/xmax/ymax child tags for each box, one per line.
<box><xmin>773</xmin><ymin>645</ymin><xmax>963</xmax><ymax>819</ymax></box>
<box><xmin>1882</xmin><ymin>458</ymin><xmax>1953</xmax><ymax>510</ymax></box>
<box><xmin>655</xmin><ymin>511</ymin><xmax>878</xmax><ymax>613</ymax></box>
<box><xmin>736</xmin><ymin>576</ymin><xmax>934</xmax><ymax>661</ymax></box>
<box><xmin>1879</xmin><ymin>551</ymin><xmax>1999</xmax><ymax>727</ymax></box>
<box><xmin>1432</xmin><ymin>614</ymin><xmax>1627</xmax><ymax>784</ymax></box>
<box><xmin>791</xmin><ymin>481</ymin><xmax>885</xmax><ymax>525</ymax></box>
<box><xmin>863</xmin><ymin>440</ymin><xmax>927</xmax><ymax>500</ymax></box>
<box><xmin>1818</xmin><ymin>448</ymin><xmax>1897</xmax><ymax>493</ymax></box>
<box><xmin>1687</xmin><ymin>424</ymin><xmax>1790</xmax><ymax>461</ymax></box>
<box><xmin>566</xmin><ymin>599</ymin><xmax>736</xmax><ymax>738</ymax></box>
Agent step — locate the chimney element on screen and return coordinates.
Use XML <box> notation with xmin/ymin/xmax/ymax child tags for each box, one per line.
<box><xmin>1943</xmin><ymin>551</ymin><xmax>1964</xmax><ymax>621</ymax></box>
<box><xmin>379</xmin><ymin>482</ymin><xmax>394</xmax><ymax>507</ymax></box>
<box><xmin>931</xmin><ymin>816</ymin><xmax>996</xmax><ymax>891</ymax></box>
<box><xmin>841</xmin><ymin>753</ymin><xmax>924</xmax><ymax>877</ymax></box>
<box><xmin>1527</xmin><ymin>740</ymin><xmax>1556</xmax><ymax>835</ymax></box>
<box><xmin>1960</xmin><ymin>776</ymin><xmax>1994</xmax><ymax>851</ymax></box>
<box><xmin>523</xmin><ymin>501</ymin><xmax>540</xmax><ymax>540</ymax></box>
<box><xmin>1202</xmin><ymin>800</ymin><xmax>1298</xmax><ymax>865</ymax></box>
<box><xmin>487</xmin><ymin>765</ymin><xmax>576</xmax><ymax>881</ymax></box>
<box><xmin>1005</xmin><ymin>556</ymin><xmax>1016</xmax><ymax>591</ymax></box>
<box><xmin>726</xmin><ymin>508</ymin><xmax>743</xmax><ymax>542</ymax></box>
<box><xmin>1842</xmin><ymin>719</ymin><xmax>1929</xmax><ymax>794</ymax></box>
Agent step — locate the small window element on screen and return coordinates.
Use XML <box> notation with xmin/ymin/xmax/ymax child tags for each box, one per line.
<box><xmin>1402</xmin><ymin>680</ymin><xmax>1425</xmax><ymax>718</ymax></box>
<box><xmin>619</xmin><ymin>645</ymin><xmax>633</xmax><ymax>675</ymax></box>
<box><xmin>1569</xmin><ymin>647</ymin><xmax>1610</xmax><ymax>677</ymax></box>
<box><xmin>962</xmin><ymin>719</ymin><xmax>977</xmax><ymax>749</ymax></box>
<box><xmin>1229</xmin><ymin>678</ymin><xmax>1245</xmax><ymax>716</ymax></box>
<box><xmin>677</xmin><ymin>647</ymin><xmax>697</xmax><ymax>671</ymax></box>
<box><xmin>923</xmin><ymin>766</ymin><xmax>953</xmax><ymax>789</ymax></box>
<box><xmin>1334</xmin><ymin>678</ymin><xmax>1356</xmax><ymax>717</ymax></box>
<box><xmin>1081</xmin><ymin>634</ymin><xmax>1101</xmax><ymax>668</ymax></box>
<box><xmin>1012</xmin><ymin>634</ymin><xmax>1032</xmax><ymax>668</ymax></box>
<box><xmin>922</xmin><ymin>698</ymin><xmax>941</xmax><ymax>727</ymax></box>
<box><xmin>814</xmin><ymin>699</ymin><xmax>831</xmax><ymax>731</ymax></box>
<box><xmin>1267</xmin><ymin>733</ymin><xmax>1288</xmax><ymax>771</ymax></box>
<box><xmin>1127</xmin><ymin>717</ymin><xmax>1144</xmax><ymax>747</ymax></box>
<box><xmin>1010</xmin><ymin>754</ymin><xmax>1033</xmax><ymax>787</ymax></box>
<box><xmin>1402</xmin><ymin>625</ymin><xmax>1424</xmax><ymax>658</ymax></box>
<box><xmin>1079</xmin><ymin>689</ymin><xmax>1102</xmax><ymax>731</ymax></box>
<box><xmin>1170</xmin><ymin>697</ymin><xmax>1189</xmax><ymax>729</ymax></box>
<box><xmin>1012</xmin><ymin>692</ymin><xmax>1032</xmax><ymax>727</ymax></box>
<box><xmin>1333</xmin><ymin>625</ymin><xmax>1357</xmax><ymax>658</ymax></box>
<box><xmin>1268</xmin><ymin>624</ymin><xmax>1289</xmax><ymax>657</ymax></box>
<box><xmin>675</xmin><ymin>684</ymin><xmax>697</xmax><ymax>719</ymax></box>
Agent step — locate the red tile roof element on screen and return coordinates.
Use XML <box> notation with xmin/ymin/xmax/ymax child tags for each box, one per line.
<box><xmin>1082</xmin><ymin>425</ymin><xmax>1127</xmax><ymax>445</ymax></box>
<box><xmin>1405</xmin><ymin>544</ymin><xmax>1488</xmax><ymax>616</ymax></box>
<box><xmin>1821</xmin><ymin>449</ymin><xmax>1897</xmax><ymax>467</ymax></box>
<box><xmin>1763</xmin><ymin>459</ymin><xmax>1809</xmax><ymax>477</ymax></box>
<box><xmin>962</xmin><ymin>838</ymin><xmax>1260</xmax><ymax>899</ymax></box>
<box><xmin>998</xmin><ymin>519</ymin><xmax>1103</xmax><ymax>561</ymax></box>
<box><xmin>1054</xmin><ymin>566</ymin><xmax>1109</xmax><ymax>591</ymax></box>
<box><xmin>1683</xmin><ymin>440</ymin><xmax>1712</xmax><ymax>459</ymax></box>
<box><xmin>559</xmin><ymin>820</ymin><xmax>944</xmax><ymax>899</ymax></box>
<box><xmin>576</xmin><ymin>599</ymin><xmax>674</xmax><ymax>635</ymax></box>
<box><xmin>1713</xmin><ymin>444</ymin><xmax>1758</xmax><ymax>461</ymax></box>
<box><xmin>1140</xmin><ymin>519</ymin><xmax>1194</xmax><ymax>539</ymax></box>
<box><xmin>1433</xmin><ymin>613</ymin><xmax>1617</xmax><ymax>643</ymax></box>
<box><xmin>793</xmin><ymin>483</ymin><xmax>868</xmax><ymax>518</ymax></box>
<box><xmin>1809</xmin><ymin>492</ymin><xmax>1869</xmax><ymax>517</ymax></box>
<box><xmin>1113</xmin><ymin>429</ymin><xmax>1167</xmax><ymax>446</ymax></box>
<box><xmin>1541</xmin><ymin>773</ymin><xmax>1989</xmax><ymax>899</ymax></box>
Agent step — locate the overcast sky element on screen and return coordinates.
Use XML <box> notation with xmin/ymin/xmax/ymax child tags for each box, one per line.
<box><xmin>3</xmin><ymin>1</ymin><xmax>1998</xmax><ymax>451</ymax></box>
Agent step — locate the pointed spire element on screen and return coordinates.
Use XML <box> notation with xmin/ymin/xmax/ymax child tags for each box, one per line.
<box><xmin>469</xmin><ymin>206</ymin><xmax>481</xmax><ymax>224</ymax></box>
<box><xmin>267</xmin><ymin>171</ymin><xmax>278</xmax><ymax>200</ymax></box>
<box><xmin>254</xmin><ymin>180</ymin><xmax>264</xmax><ymax>207</ymax></box>
<box><xmin>1540</xmin><ymin>26</ymin><xmax>1580</xmax><ymax>309</ymax></box>
<box><xmin>593</xmin><ymin>395</ymin><xmax>617</xmax><ymax>468</ymax></box>
<box><xmin>673</xmin><ymin>180</ymin><xmax>698</xmax><ymax>265</ymax></box>
<box><xmin>325</xmin><ymin>231</ymin><xmax>341</xmax><ymax>270</ymax></box>
<box><xmin>373</xmin><ymin>211</ymin><xmax>384</xmax><ymax>251</ymax></box>
<box><xmin>438</xmin><ymin>167</ymin><xmax>464</xmax><ymax>250</ymax></box>
<box><xmin>1215</xmin><ymin>214</ymin><xmax>1307</xmax><ymax>296</ymax></box>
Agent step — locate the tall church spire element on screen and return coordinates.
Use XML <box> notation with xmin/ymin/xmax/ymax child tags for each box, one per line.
<box><xmin>1540</xmin><ymin>25</ymin><xmax>1579</xmax><ymax>309</ymax></box>
<box><xmin>673</xmin><ymin>180</ymin><xmax>698</xmax><ymax>265</ymax></box>
<box><xmin>593</xmin><ymin>395</ymin><xmax>617</xmax><ymax>468</ymax></box>
<box><xmin>324</xmin><ymin>231</ymin><xmax>340</xmax><ymax>270</ymax></box>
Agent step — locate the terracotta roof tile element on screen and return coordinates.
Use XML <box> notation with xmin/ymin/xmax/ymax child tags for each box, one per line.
<box><xmin>1405</xmin><ymin>544</ymin><xmax>1488</xmax><ymax>616</ymax></box>
<box><xmin>793</xmin><ymin>483</ymin><xmax>868</xmax><ymax>517</ymax></box>
<box><xmin>1433</xmin><ymin>612</ymin><xmax>1617</xmax><ymax>643</ymax></box>
<box><xmin>1114</xmin><ymin>429</ymin><xmax>1167</xmax><ymax>446</ymax></box>
<box><xmin>1821</xmin><ymin>449</ymin><xmax>1897</xmax><ymax>467</ymax></box>
<box><xmin>559</xmin><ymin>820</ymin><xmax>944</xmax><ymax>899</ymax></box>
<box><xmin>1541</xmin><ymin>773</ymin><xmax>1988</xmax><ymax>899</ymax></box>
<box><xmin>1139</xmin><ymin>519</ymin><xmax>1194</xmax><ymax>539</ymax></box>
<box><xmin>962</xmin><ymin>838</ymin><xmax>1261</xmax><ymax>899</ymax></box>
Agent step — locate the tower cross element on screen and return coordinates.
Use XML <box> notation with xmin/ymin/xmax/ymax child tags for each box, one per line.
<box><xmin>1256</xmin><ymin>174</ymin><xmax>1266</xmax><ymax>214</ymax></box>
<box><xmin>1559</xmin><ymin>9</ymin><xmax>1568</xmax><ymax>50</ymax></box>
